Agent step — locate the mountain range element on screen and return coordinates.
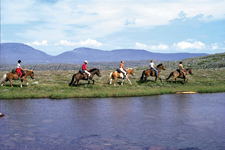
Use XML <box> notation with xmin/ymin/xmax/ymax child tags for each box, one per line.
<box><xmin>0</xmin><ymin>43</ymin><xmax>208</xmax><ymax>65</ymax></box>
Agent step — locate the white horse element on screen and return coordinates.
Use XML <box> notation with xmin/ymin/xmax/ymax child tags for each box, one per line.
<box><xmin>108</xmin><ymin>68</ymin><xmax>135</xmax><ymax>86</ymax></box>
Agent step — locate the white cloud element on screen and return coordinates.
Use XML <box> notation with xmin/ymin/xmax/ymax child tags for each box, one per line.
<box><xmin>211</xmin><ymin>43</ymin><xmax>218</xmax><ymax>50</ymax></box>
<box><xmin>135</xmin><ymin>42</ymin><xmax>148</xmax><ymax>49</ymax></box>
<box><xmin>173</xmin><ymin>41</ymin><xmax>205</xmax><ymax>49</ymax></box>
<box><xmin>55</xmin><ymin>39</ymin><xmax>103</xmax><ymax>47</ymax></box>
<box><xmin>135</xmin><ymin>42</ymin><xmax>169</xmax><ymax>51</ymax></box>
<box><xmin>26</xmin><ymin>40</ymin><xmax>48</xmax><ymax>46</ymax></box>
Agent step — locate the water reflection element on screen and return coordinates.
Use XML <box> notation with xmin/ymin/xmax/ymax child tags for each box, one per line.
<box><xmin>0</xmin><ymin>93</ymin><xmax>225</xmax><ymax>150</ymax></box>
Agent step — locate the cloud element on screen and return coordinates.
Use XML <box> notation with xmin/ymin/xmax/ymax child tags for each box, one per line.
<box><xmin>55</xmin><ymin>39</ymin><xmax>103</xmax><ymax>47</ymax></box>
<box><xmin>26</xmin><ymin>40</ymin><xmax>48</xmax><ymax>46</ymax></box>
<box><xmin>135</xmin><ymin>42</ymin><xmax>169</xmax><ymax>51</ymax></box>
<box><xmin>173</xmin><ymin>41</ymin><xmax>205</xmax><ymax>50</ymax></box>
<box><xmin>211</xmin><ymin>43</ymin><xmax>218</xmax><ymax>50</ymax></box>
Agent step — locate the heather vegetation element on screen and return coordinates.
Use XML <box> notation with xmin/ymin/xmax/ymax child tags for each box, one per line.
<box><xmin>0</xmin><ymin>68</ymin><xmax>224</xmax><ymax>99</ymax></box>
<box><xmin>0</xmin><ymin>53</ymin><xmax>224</xmax><ymax>99</ymax></box>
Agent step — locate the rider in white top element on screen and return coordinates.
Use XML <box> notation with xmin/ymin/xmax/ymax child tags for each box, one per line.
<box><xmin>149</xmin><ymin>59</ymin><xmax>158</xmax><ymax>77</ymax></box>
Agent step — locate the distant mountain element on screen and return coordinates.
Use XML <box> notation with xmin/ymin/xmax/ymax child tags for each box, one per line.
<box><xmin>0</xmin><ymin>43</ymin><xmax>208</xmax><ymax>65</ymax></box>
<box><xmin>53</xmin><ymin>47</ymin><xmax>208</xmax><ymax>63</ymax></box>
<box><xmin>0</xmin><ymin>43</ymin><xmax>53</xmax><ymax>64</ymax></box>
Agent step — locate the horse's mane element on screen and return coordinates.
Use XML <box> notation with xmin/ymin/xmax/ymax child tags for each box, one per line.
<box><xmin>185</xmin><ymin>68</ymin><xmax>192</xmax><ymax>71</ymax></box>
<box><xmin>90</xmin><ymin>68</ymin><xmax>99</xmax><ymax>72</ymax></box>
<box><xmin>157</xmin><ymin>63</ymin><xmax>162</xmax><ymax>68</ymax></box>
<box><xmin>23</xmin><ymin>69</ymin><xmax>34</xmax><ymax>72</ymax></box>
<box><xmin>127</xmin><ymin>68</ymin><xmax>133</xmax><ymax>70</ymax></box>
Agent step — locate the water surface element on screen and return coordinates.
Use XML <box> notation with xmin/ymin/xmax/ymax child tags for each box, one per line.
<box><xmin>1</xmin><ymin>93</ymin><xmax>225</xmax><ymax>149</ymax></box>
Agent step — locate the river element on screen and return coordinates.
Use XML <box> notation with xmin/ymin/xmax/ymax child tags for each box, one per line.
<box><xmin>0</xmin><ymin>93</ymin><xmax>225</xmax><ymax>150</ymax></box>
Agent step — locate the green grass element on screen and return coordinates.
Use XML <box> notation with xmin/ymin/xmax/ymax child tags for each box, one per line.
<box><xmin>0</xmin><ymin>68</ymin><xmax>225</xmax><ymax>99</ymax></box>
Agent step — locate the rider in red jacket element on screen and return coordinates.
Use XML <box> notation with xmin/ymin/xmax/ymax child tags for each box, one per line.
<box><xmin>16</xmin><ymin>60</ymin><xmax>23</xmax><ymax>78</ymax></box>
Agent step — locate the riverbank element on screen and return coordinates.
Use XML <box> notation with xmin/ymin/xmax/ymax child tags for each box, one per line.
<box><xmin>0</xmin><ymin>69</ymin><xmax>225</xmax><ymax>99</ymax></box>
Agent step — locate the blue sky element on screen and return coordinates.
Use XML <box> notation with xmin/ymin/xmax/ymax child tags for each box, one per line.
<box><xmin>1</xmin><ymin>0</ymin><xmax>225</xmax><ymax>55</ymax></box>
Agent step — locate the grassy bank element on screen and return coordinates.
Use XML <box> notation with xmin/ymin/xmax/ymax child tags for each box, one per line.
<box><xmin>0</xmin><ymin>68</ymin><xmax>225</xmax><ymax>99</ymax></box>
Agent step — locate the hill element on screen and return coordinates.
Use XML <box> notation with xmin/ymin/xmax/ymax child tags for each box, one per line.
<box><xmin>0</xmin><ymin>43</ymin><xmax>53</xmax><ymax>64</ymax></box>
<box><xmin>53</xmin><ymin>47</ymin><xmax>208</xmax><ymax>63</ymax></box>
<box><xmin>0</xmin><ymin>43</ymin><xmax>208</xmax><ymax>65</ymax></box>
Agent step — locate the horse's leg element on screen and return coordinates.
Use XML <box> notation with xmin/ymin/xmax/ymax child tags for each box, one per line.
<box><xmin>9</xmin><ymin>79</ymin><xmax>13</xmax><ymax>87</ymax></box>
<box><xmin>22</xmin><ymin>78</ymin><xmax>29</xmax><ymax>86</ymax></box>
<box><xmin>171</xmin><ymin>76</ymin><xmax>176</xmax><ymax>83</ymax></box>
<box><xmin>121</xmin><ymin>79</ymin><xmax>124</xmax><ymax>86</ymax></box>
<box><xmin>92</xmin><ymin>80</ymin><xmax>95</xmax><ymax>84</ymax></box>
<box><xmin>114</xmin><ymin>77</ymin><xmax>117</xmax><ymax>86</ymax></box>
<box><xmin>109</xmin><ymin>78</ymin><xmax>112</xmax><ymax>84</ymax></box>
<box><xmin>155</xmin><ymin>76</ymin><xmax>158</xmax><ymax>83</ymax></box>
<box><xmin>1</xmin><ymin>80</ymin><xmax>6</xmax><ymax>86</ymax></box>
<box><xmin>20</xmin><ymin>80</ymin><xmax>23</xmax><ymax>88</ymax></box>
<box><xmin>127</xmin><ymin>78</ymin><xmax>132</xmax><ymax>85</ymax></box>
<box><xmin>158</xmin><ymin>76</ymin><xmax>162</xmax><ymax>83</ymax></box>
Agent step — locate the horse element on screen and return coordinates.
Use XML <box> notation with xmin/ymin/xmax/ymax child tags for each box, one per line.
<box><xmin>108</xmin><ymin>68</ymin><xmax>135</xmax><ymax>86</ymax></box>
<box><xmin>140</xmin><ymin>63</ymin><xmax>166</xmax><ymax>83</ymax></box>
<box><xmin>166</xmin><ymin>68</ymin><xmax>193</xmax><ymax>84</ymax></box>
<box><xmin>69</xmin><ymin>68</ymin><xmax>101</xmax><ymax>86</ymax></box>
<box><xmin>0</xmin><ymin>69</ymin><xmax>35</xmax><ymax>88</ymax></box>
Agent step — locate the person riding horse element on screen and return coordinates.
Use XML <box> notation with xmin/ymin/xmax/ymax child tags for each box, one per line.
<box><xmin>16</xmin><ymin>60</ymin><xmax>23</xmax><ymax>78</ymax></box>
<box><xmin>80</xmin><ymin>60</ymin><xmax>91</xmax><ymax>82</ymax></box>
<box><xmin>177</xmin><ymin>62</ymin><xmax>186</xmax><ymax>76</ymax></box>
<box><xmin>118</xmin><ymin>60</ymin><xmax>127</xmax><ymax>79</ymax></box>
<box><xmin>149</xmin><ymin>59</ymin><xmax>158</xmax><ymax>77</ymax></box>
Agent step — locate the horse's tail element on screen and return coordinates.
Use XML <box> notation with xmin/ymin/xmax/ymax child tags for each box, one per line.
<box><xmin>69</xmin><ymin>74</ymin><xmax>76</xmax><ymax>86</ymax></box>
<box><xmin>166</xmin><ymin>72</ymin><xmax>173</xmax><ymax>81</ymax></box>
<box><xmin>140</xmin><ymin>70</ymin><xmax>145</xmax><ymax>80</ymax></box>
<box><xmin>107</xmin><ymin>72</ymin><xmax>113</xmax><ymax>83</ymax></box>
<box><xmin>0</xmin><ymin>74</ymin><xmax>7</xmax><ymax>85</ymax></box>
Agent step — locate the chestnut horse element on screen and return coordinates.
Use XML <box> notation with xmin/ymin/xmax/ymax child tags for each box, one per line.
<box><xmin>0</xmin><ymin>69</ymin><xmax>35</xmax><ymax>88</ymax></box>
<box><xmin>69</xmin><ymin>68</ymin><xmax>101</xmax><ymax>86</ymax></box>
<box><xmin>166</xmin><ymin>68</ymin><xmax>193</xmax><ymax>84</ymax></box>
<box><xmin>140</xmin><ymin>63</ymin><xmax>166</xmax><ymax>83</ymax></box>
<box><xmin>108</xmin><ymin>68</ymin><xmax>135</xmax><ymax>86</ymax></box>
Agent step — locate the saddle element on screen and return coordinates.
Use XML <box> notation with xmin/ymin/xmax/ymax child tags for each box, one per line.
<box><xmin>116</xmin><ymin>68</ymin><xmax>122</xmax><ymax>73</ymax></box>
<box><xmin>176</xmin><ymin>69</ymin><xmax>185</xmax><ymax>76</ymax></box>
<box><xmin>12</xmin><ymin>69</ymin><xmax>25</xmax><ymax>77</ymax></box>
<box><xmin>150</xmin><ymin>68</ymin><xmax>155</xmax><ymax>76</ymax></box>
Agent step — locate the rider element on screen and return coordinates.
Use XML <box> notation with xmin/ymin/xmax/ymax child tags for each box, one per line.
<box><xmin>16</xmin><ymin>60</ymin><xmax>23</xmax><ymax>78</ymax></box>
<box><xmin>149</xmin><ymin>59</ymin><xmax>158</xmax><ymax>77</ymax></box>
<box><xmin>178</xmin><ymin>61</ymin><xmax>185</xmax><ymax>76</ymax></box>
<box><xmin>119</xmin><ymin>60</ymin><xmax>127</xmax><ymax>78</ymax></box>
<box><xmin>82</xmin><ymin>60</ymin><xmax>91</xmax><ymax>81</ymax></box>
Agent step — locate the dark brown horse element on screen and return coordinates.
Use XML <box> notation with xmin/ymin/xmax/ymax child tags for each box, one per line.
<box><xmin>0</xmin><ymin>69</ymin><xmax>35</xmax><ymax>88</ymax></box>
<box><xmin>166</xmin><ymin>68</ymin><xmax>193</xmax><ymax>84</ymax></box>
<box><xmin>140</xmin><ymin>63</ymin><xmax>166</xmax><ymax>83</ymax></box>
<box><xmin>69</xmin><ymin>68</ymin><xmax>101</xmax><ymax>86</ymax></box>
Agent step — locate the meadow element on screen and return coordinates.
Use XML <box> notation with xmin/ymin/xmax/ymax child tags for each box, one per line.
<box><xmin>0</xmin><ymin>68</ymin><xmax>225</xmax><ymax>99</ymax></box>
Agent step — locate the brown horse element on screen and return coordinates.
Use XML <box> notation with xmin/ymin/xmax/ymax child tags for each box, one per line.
<box><xmin>0</xmin><ymin>69</ymin><xmax>35</xmax><ymax>88</ymax></box>
<box><xmin>108</xmin><ymin>68</ymin><xmax>135</xmax><ymax>86</ymax></box>
<box><xmin>166</xmin><ymin>68</ymin><xmax>193</xmax><ymax>84</ymax></box>
<box><xmin>140</xmin><ymin>63</ymin><xmax>166</xmax><ymax>83</ymax></box>
<box><xmin>69</xmin><ymin>68</ymin><xmax>101</xmax><ymax>86</ymax></box>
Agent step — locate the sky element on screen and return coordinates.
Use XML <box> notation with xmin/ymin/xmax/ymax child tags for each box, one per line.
<box><xmin>1</xmin><ymin>0</ymin><xmax>225</xmax><ymax>56</ymax></box>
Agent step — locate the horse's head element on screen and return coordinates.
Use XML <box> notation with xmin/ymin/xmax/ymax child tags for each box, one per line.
<box><xmin>127</xmin><ymin>68</ymin><xmax>135</xmax><ymax>76</ymax></box>
<box><xmin>157</xmin><ymin>63</ymin><xmax>166</xmax><ymax>70</ymax></box>
<box><xmin>186</xmin><ymin>68</ymin><xmax>193</xmax><ymax>75</ymax></box>
<box><xmin>28</xmin><ymin>70</ymin><xmax>35</xmax><ymax>79</ymax></box>
<box><xmin>90</xmin><ymin>68</ymin><xmax>101</xmax><ymax>77</ymax></box>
